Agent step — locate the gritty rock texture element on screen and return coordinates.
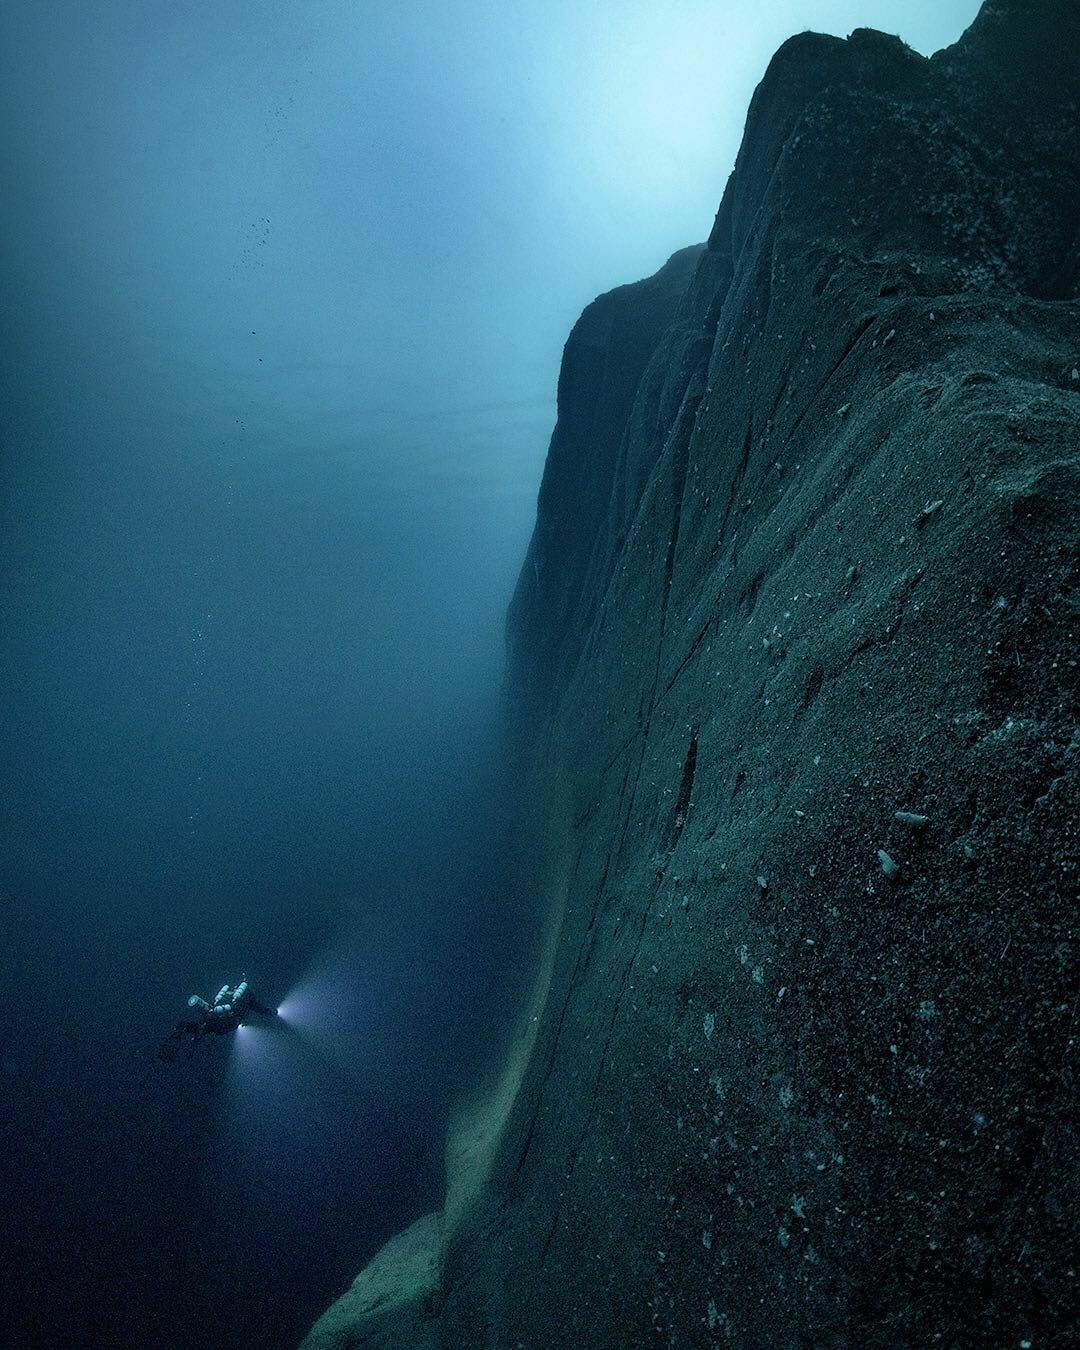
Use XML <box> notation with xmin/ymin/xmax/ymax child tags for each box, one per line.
<box><xmin>307</xmin><ymin>2</ymin><xmax>1078</xmax><ymax>1345</ymax></box>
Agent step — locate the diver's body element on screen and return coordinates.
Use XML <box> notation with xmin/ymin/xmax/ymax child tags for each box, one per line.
<box><xmin>159</xmin><ymin>980</ymin><xmax>274</xmax><ymax>1061</ymax></box>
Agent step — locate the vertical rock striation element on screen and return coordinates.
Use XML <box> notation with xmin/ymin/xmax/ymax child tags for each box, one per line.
<box><xmin>302</xmin><ymin>2</ymin><xmax>1078</xmax><ymax>1345</ymax></box>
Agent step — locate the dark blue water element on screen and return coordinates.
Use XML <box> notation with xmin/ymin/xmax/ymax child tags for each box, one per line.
<box><xmin>0</xmin><ymin>301</ymin><xmax>536</xmax><ymax>1348</ymax></box>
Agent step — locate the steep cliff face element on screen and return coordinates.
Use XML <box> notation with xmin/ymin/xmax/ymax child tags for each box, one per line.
<box><xmin>303</xmin><ymin>3</ymin><xmax>1078</xmax><ymax>1346</ymax></box>
<box><xmin>508</xmin><ymin>242</ymin><xmax>705</xmax><ymax>721</ymax></box>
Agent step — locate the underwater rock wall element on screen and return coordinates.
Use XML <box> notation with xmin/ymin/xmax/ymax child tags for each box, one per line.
<box><xmin>302</xmin><ymin>2</ymin><xmax>1078</xmax><ymax>1345</ymax></box>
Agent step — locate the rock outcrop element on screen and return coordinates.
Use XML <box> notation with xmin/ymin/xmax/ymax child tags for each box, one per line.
<box><xmin>303</xmin><ymin>2</ymin><xmax>1078</xmax><ymax>1345</ymax></box>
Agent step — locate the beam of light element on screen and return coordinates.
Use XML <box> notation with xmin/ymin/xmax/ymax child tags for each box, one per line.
<box><xmin>218</xmin><ymin>938</ymin><xmax>395</xmax><ymax>1193</ymax></box>
<box><xmin>273</xmin><ymin>991</ymin><xmax>319</xmax><ymax>1033</ymax></box>
<box><xmin>271</xmin><ymin>948</ymin><xmax>370</xmax><ymax>1051</ymax></box>
<box><xmin>228</xmin><ymin>1020</ymin><xmax>309</xmax><ymax>1134</ymax></box>
<box><xmin>228</xmin><ymin>947</ymin><xmax>372</xmax><ymax>1106</ymax></box>
<box><xmin>231</xmin><ymin>1022</ymin><xmax>282</xmax><ymax>1072</ymax></box>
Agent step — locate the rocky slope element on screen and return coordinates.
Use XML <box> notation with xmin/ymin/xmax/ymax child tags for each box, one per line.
<box><xmin>302</xmin><ymin>2</ymin><xmax>1078</xmax><ymax>1345</ymax></box>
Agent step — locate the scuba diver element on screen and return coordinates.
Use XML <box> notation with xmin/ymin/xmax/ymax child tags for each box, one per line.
<box><xmin>159</xmin><ymin>979</ymin><xmax>275</xmax><ymax>1061</ymax></box>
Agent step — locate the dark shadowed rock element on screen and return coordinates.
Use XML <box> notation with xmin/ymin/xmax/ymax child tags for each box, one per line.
<box><xmin>507</xmin><ymin>243</ymin><xmax>704</xmax><ymax>722</ymax></box>
<box><xmin>302</xmin><ymin>3</ymin><xmax>1079</xmax><ymax>1345</ymax></box>
<box><xmin>299</xmin><ymin>1214</ymin><xmax>441</xmax><ymax>1349</ymax></box>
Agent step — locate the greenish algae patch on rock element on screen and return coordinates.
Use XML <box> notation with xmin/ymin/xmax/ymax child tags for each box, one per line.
<box><xmin>303</xmin><ymin>3</ymin><xmax>1079</xmax><ymax>1345</ymax></box>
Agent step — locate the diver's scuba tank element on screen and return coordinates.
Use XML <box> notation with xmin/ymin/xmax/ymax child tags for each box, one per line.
<box><xmin>187</xmin><ymin>995</ymin><xmax>211</xmax><ymax>1011</ymax></box>
<box><xmin>233</xmin><ymin>980</ymin><xmax>249</xmax><ymax>1003</ymax></box>
<box><xmin>213</xmin><ymin>984</ymin><xmax>231</xmax><ymax>1006</ymax></box>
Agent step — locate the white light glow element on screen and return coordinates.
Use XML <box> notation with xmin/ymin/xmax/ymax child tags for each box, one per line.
<box><xmin>272</xmin><ymin>953</ymin><xmax>367</xmax><ymax>1047</ymax></box>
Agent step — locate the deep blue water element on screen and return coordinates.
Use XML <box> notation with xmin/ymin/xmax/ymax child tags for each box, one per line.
<box><xmin>0</xmin><ymin>306</ymin><xmax>537</xmax><ymax>1349</ymax></box>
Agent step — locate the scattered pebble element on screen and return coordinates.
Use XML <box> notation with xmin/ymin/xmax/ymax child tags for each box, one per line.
<box><xmin>756</xmin><ymin>874</ymin><xmax>769</xmax><ymax>891</ymax></box>
<box><xmin>882</xmin><ymin>328</ymin><xmax>897</xmax><ymax>347</ymax></box>
<box><xmin>878</xmin><ymin>848</ymin><xmax>901</xmax><ymax>880</ymax></box>
<box><xmin>836</xmin><ymin>403</ymin><xmax>851</xmax><ymax>417</ymax></box>
<box><xmin>844</xmin><ymin>563</ymin><xmax>859</xmax><ymax>586</ymax></box>
<box><xmin>703</xmin><ymin>1013</ymin><xmax>715</xmax><ymax>1040</ymax></box>
<box><xmin>915</xmin><ymin>499</ymin><xmax>944</xmax><ymax>527</ymax></box>
<box><xmin>895</xmin><ymin>810</ymin><xmax>929</xmax><ymax>829</ymax></box>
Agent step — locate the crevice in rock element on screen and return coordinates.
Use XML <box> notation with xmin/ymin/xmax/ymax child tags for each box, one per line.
<box><xmin>714</xmin><ymin>418</ymin><xmax>754</xmax><ymax>559</ymax></box>
<box><xmin>784</xmin><ymin>311</ymin><xmax>877</xmax><ymax>445</ymax></box>
<box><xmin>661</xmin><ymin>617</ymin><xmax>714</xmax><ymax>696</ymax></box>
<box><xmin>669</xmin><ymin>730</ymin><xmax>699</xmax><ymax>849</ymax></box>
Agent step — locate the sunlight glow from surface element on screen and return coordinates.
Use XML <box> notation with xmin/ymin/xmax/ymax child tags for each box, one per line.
<box><xmin>540</xmin><ymin>0</ymin><xmax>981</xmax><ymax>286</ymax></box>
<box><xmin>580</xmin><ymin>4</ymin><xmax>746</xmax><ymax>196</ymax></box>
